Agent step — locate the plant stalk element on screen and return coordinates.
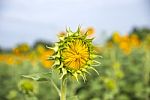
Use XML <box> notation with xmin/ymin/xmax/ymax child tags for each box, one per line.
<box><xmin>60</xmin><ymin>76</ymin><xmax>67</xmax><ymax>100</ymax></box>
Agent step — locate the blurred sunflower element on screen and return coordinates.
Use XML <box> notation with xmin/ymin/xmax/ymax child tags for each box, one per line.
<box><xmin>86</xmin><ymin>27</ymin><xmax>95</xmax><ymax>36</ymax></box>
<box><xmin>18</xmin><ymin>79</ymin><xmax>38</xmax><ymax>96</ymax></box>
<box><xmin>119</xmin><ymin>41</ymin><xmax>131</xmax><ymax>54</ymax></box>
<box><xmin>40</xmin><ymin>50</ymin><xmax>54</xmax><ymax>69</ymax></box>
<box><xmin>112</xmin><ymin>32</ymin><xmax>121</xmax><ymax>43</ymax></box>
<box><xmin>130</xmin><ymin>34</ymin><xmax>140</xmax><ymax>47</ymax></box>
<box><xmin>48</xmin><ymin>27</ymin><xmax>100</xmax><ymax>81</ymax></box>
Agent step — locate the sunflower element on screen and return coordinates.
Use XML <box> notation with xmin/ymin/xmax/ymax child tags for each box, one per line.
<box><xmin>48</xmin><ymin>27</ymin><xmax>100</xmax><ymax>81</ymax></box>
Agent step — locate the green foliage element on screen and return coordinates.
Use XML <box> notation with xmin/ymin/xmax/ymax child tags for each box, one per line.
<box><xmin>130</xmin><ymin>27</ymin><xmax>150</xmax><ymax>40</ymax></box>
<box><xmin>0</xmin><ymin>62</ymin><xmax>57</xmax><ymax>100</ymax></box>
<box><xmin>1</xmin><ymin>43</ymin><xmax>149</xmax><ymax>100</ymax></box>
<box><xmin>33</xmin><ymin>40</ymin><xmax>53</xmax><ymax>49</ymax></box>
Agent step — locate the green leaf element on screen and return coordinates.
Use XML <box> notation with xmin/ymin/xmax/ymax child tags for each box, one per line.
<box><xmin>21</xmin><ymin>72</ymin><xmax>51</xmax><ymax>82</ymax></box>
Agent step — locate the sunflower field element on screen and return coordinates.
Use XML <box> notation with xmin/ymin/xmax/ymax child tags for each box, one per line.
<box><xmin>0</xmin><ymin>27</ymin><xmax>150</xmax><ymax>100</ymax></box>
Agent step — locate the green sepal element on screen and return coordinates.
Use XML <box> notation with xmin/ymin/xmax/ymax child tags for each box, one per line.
<box><xmin>66</xmin><ymin>27</ymin><xmax>74</xmax><ymax>36</ymax></box>
<box><xmin>89</xmin><ymin>67</ymin><xmax>99</xmax><ymax>75</ymax></box>
<box><xmin>80</xmin><ymin>72</ymin><xmax>87</xmax><ymax>82</ymax></box>
<box><xmin>46</xmin><ymin>44</ymin><xmax>58</xmax><ymax>52</ymax></box>
<box><xmin>52</xmin><ymin>59</ymin><xmax>60</xmax><ymax>67</ymax></box>
<box><xmin>76</xmin><ymin>26</ymin><xmax>81</xmax><ymax>34</ymax></box>
<box><xmin>81</xmin><ymin>68</ymin><xmax>91</xmax><ymax>75</ymax></box>
<box><xmin>93</xmin><ymin>60</ymin><xmax>101</xmax><ymax>65</ymax></box>
<box><xmin>73</xmin><ymin>72</ymin><xmax>79</xmax><ymax>83</ymax></box>
<box><xmin>86</xmin><ymin>38</ymin><xmax>95</xmax><ymax>42</ymax></box>
<box><xmin>90</xmin><ymin>54</ymin><xmax>99</xmax><ymax>59</ymax></box>
<box><xmin>55</xmin><ymin>51</ymin><xmax>61</xmax><ymax>58</ymax></box>
<box><xmin>60</xmin><ymin>68</ymin><xmax>67</xmax><ymax>79</ymax></box>
<box><xmin>48</xmin><ymin>56</ymin><xmax>55</xmax><ymax>60</ymax></box>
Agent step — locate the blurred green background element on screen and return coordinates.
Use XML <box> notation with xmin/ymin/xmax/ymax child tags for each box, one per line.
<box><xmin>0</xmin><ymin>27</ymin><xmax>150</xmax><ymax>100</ymax></box>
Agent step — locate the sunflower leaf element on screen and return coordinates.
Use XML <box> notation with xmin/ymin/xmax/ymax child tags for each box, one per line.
<box><xmin>21</xmin><ymin>72</ymin><xmax>51</xmax><ymax>82</ymax></box>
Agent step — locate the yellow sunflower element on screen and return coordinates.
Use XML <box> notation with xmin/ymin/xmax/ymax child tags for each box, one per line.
<box><xmin>48</xmin><ymin>27</ymin><xmax>100</xmax><ymax>81</ymax></box>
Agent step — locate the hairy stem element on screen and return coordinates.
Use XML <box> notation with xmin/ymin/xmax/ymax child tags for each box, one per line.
<box><xmin>60</xmin><ymin>77</ymin><xmax>67</xmax><ymax>100</ymax></box>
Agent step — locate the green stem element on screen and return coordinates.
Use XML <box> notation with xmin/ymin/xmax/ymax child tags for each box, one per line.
<box><xmin>60</xmin><ymin>77</ymin><xmax>67</xmax><ymax>100</ymax></box>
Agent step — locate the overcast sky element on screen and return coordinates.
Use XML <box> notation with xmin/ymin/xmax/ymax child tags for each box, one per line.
<box><xmin>0</xmin><ymin>0</ymin><xmax>150</xmax><ymax>48</ymax></box>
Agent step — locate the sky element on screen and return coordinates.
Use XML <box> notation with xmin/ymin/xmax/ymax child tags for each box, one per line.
<box><xmin>0</xmin><ymin>0</ymin><xmax>150</xmax><ymax>48</ymax></box>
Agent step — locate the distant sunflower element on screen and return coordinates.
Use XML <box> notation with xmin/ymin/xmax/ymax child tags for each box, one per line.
<box><xmin>48</xmin><ymin>27</ymin><xmax>100</xmax><ymax>81</ymax></box>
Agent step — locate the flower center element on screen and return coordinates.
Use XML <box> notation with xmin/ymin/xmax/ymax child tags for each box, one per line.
<box><xmin>62</xmin><ymin>39</ymin><xmax>89</xmax><ymax>70</ymax></box>
<box><xmin>74</xmin><ymin>54</ymin><xmax>81</xmax><ymax>59</ymax></box>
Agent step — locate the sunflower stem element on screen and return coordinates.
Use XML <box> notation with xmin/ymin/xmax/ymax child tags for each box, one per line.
<box><xmin>60</xmin><ymin>76</ymin><xmax>67</xmax><ymax>100</ymax></box>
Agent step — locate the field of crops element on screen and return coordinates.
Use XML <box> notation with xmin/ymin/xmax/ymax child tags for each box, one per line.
<box><xmin>0</xmin><ymin>28</ymin><xmax>150</xmax><ymax>100</ymax></box>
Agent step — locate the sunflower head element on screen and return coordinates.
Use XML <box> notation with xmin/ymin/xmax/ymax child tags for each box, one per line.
<box><xmin>48</xmin><ymin>27</ymin><xmax>100</xmax><ymax>81</ymax></box>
